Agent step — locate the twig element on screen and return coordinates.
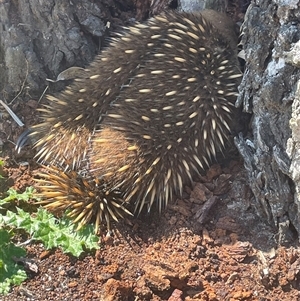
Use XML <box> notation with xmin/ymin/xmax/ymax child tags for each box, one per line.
<box><xmin>38</xmin><ymin>85</ymin><xmax>49</xmax><ymax>103</ymax></box>
<box><xmin>9</xmin><ymin>58</ymin><xmax>29</xmax><ymax>105</ymax></box>
<box><xmin>0</xmin><ymin>99</ymin><xmax>24</xmax><ymax>127</ymax></box>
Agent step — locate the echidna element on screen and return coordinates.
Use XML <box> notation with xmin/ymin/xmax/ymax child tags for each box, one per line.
<box><xmin>25</xmin><ymin>9</ymin><xmax>242</xmax><ymax>232</ymax></box>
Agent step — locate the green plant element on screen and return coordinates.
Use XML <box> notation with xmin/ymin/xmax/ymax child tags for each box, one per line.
<box><xmin>0</xmin><ymin>186</ymin><xmax>100</xmax><ymax>295</ymax></box>
<box><xmin>2</xmin><ymin>207</ymin><xmax>99</xmax><ymax>257</ymax></box>
<box><xmin>0</xmin><ymin>229</ymin><xmax>27</xmax><ymax>295</ymax></box>
<box><xmin>0</xmin><ymin>187</ymin><xmax>35</xmax><ymax>208</ymax></box>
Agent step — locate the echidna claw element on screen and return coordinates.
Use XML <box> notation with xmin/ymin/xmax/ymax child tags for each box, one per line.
<box><xmin>15</xmin><ymin>128</ymin><xmax>32</xmax><ymax>153</ymax></box>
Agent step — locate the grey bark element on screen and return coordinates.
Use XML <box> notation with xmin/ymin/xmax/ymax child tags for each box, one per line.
<box><xmin>235</xmin><ymin>0</ymin><xmax>300</xmax><ymax>242</ymax></box>
<box><xmin>0</xmin><ymin>0</ymin><xmax>133</xmax><ymax>100</ymax></box>
<box><xmin>178</xmin><ymin>0</ymin><xmax>227</xmax><ymax>12</ymax></box>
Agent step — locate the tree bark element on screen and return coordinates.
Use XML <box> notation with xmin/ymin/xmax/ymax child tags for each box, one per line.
<box><xmin>235</xmin><ymin>0</ymin><xmax>300</xmax><ymax>243</ymax></box>
<box><xmin>0</xmin><ymin>0</ymin><xmax>134</xmax><ymax>99</ymax></box>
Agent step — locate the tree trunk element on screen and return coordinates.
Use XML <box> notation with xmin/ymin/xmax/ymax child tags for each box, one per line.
<box><xmin>0</xmin><ymin>0</ymin><xmax>134</xmax><ymax>99</ymax></box>
<box><xmin>235</xmin><ymin>0</ymin><xmax>300</xmax><ymax>243</ymax></box>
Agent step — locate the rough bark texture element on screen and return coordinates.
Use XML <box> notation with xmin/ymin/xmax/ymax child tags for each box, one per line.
<box><xmin>235</xmin><ymin>0</ymin><xmax>300</xmax><ymax>242</ymax></box>
<box><xmin>178</xmin><ymin>0</ymin><xmax>226</xmax><ymax>12</ymax></box>
<box><xmin>0</xmin><ymin>0</ymin><xmax>135</xmax><ymax>100</ymax></box>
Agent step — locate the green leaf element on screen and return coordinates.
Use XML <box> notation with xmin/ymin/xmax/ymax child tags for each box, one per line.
<box><xmin>1</xmin><ymin>187</ymin><xmax>35</xmax><ymax>203</ymax></box>
<box><xmin>2</xmin><ymin>208</ymin><xmax>99</xmax><ymax>257</ymax></box>
<box><xmin>0</xmin><ymin>229</ymin><xmax>27</xmax><ymax>295</ymax></box>
<box><xmin>0</xmin><ymin>187</ymin><xmax>36</xmax><ymax>209</ymax></box>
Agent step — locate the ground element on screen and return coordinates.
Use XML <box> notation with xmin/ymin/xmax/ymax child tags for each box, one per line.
<box><xmin>0</xmin><ymin>100</ymin><xmax>300</xmax><ymax>301</ymax></box>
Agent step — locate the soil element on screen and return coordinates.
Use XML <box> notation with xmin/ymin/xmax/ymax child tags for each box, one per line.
<box><xmin>0</xmin><ymin>99</ymin><xmax>300</xmax><ymax>301</ymax></box>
